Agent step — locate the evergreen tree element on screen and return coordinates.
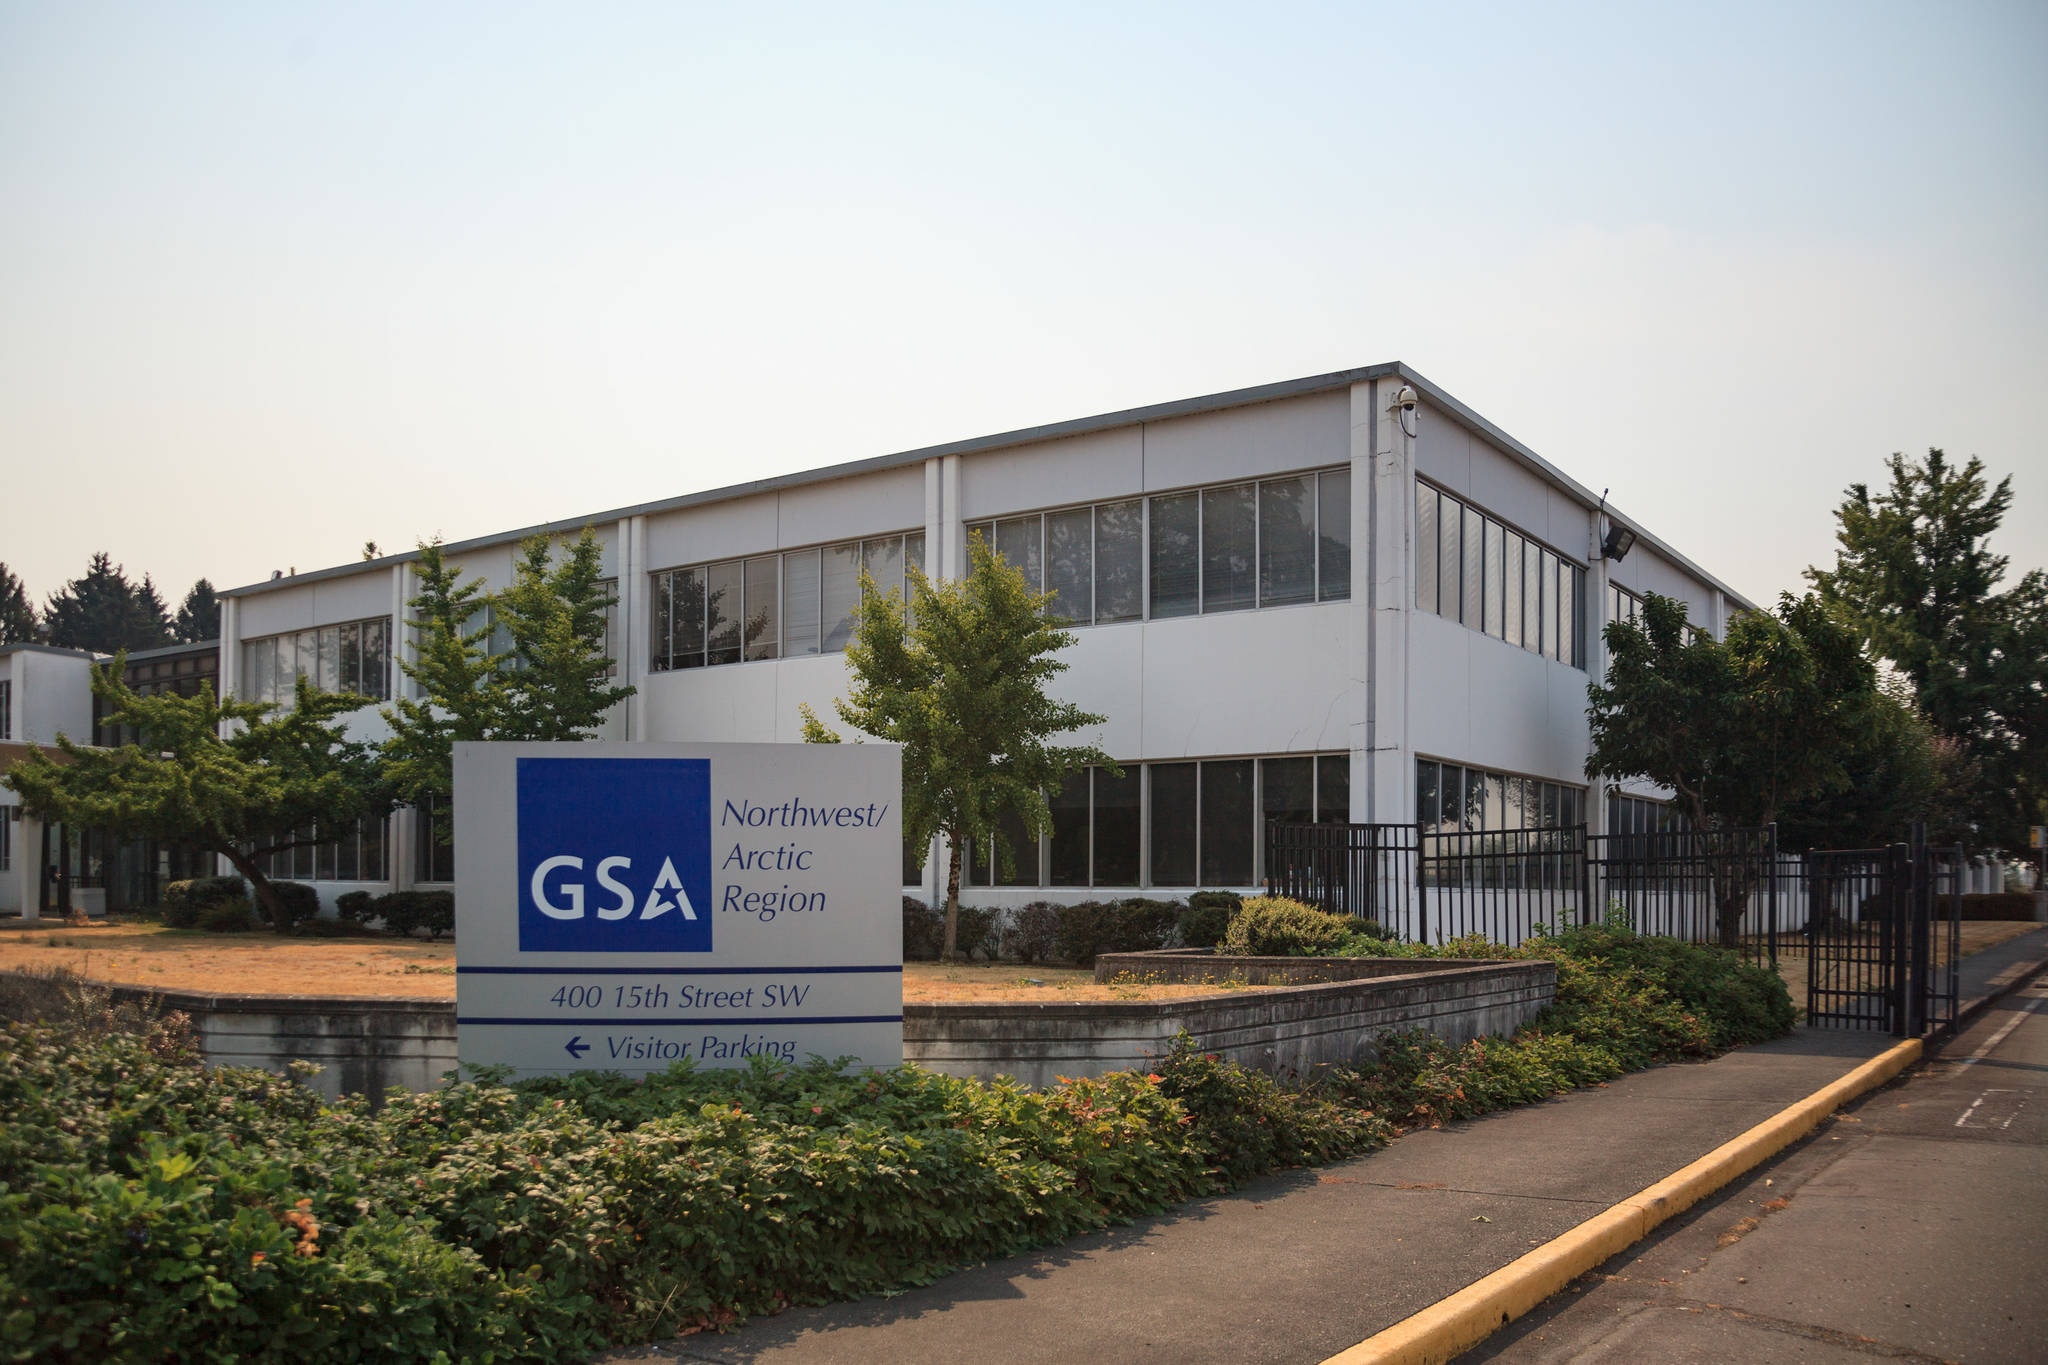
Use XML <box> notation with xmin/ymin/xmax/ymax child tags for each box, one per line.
<box><xmin>1807</xmin><ymin>449</ymin><xmax>2046</xmax><ymax>849</ymax></box>
<box><xmin>379</xmin><ymin>541</ymin><xmax>504</xmax><ymax>846</ymax></box>
<box><xmin>494</xmin><ymin>527</ymin><xmax>634</xmax><ymax>740</ymax></box>
<box><xmin>42</xmin><ymin>553</ymin><xmax>173</xmax><ymax>654</ymax></box>
<box><xmin>801</xmin><ymin>535</ymin><xmax>1113</xmax><ymax>960</ymax></box>
<box><xmin>174</xmin><ymin>579</ymin><xmax>220</xmax><ymax>643</ymax></box>
<box><xmin>0</xmin><ymin>562</ymin><xmax>34</xmax><ymax>643</ymax></box>
<box><xmin>3</xmin><ymin>658</ymin><xmax>393</xmax><ymax>932</ymax></box>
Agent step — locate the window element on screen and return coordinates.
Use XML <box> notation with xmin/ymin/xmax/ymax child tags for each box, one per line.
<box><xmin>415</xmin><ymin>798</ymin><xmax>454</xmax><ymax>883</ymax></box>
<box><xmin>264</xmin><ymin>815</ymin><xmax>389</xmax><ymax>883</ymax></box>
<box><xmin>241</xmin><ymin>617</ymin><xmax>392</xmax><ymax>705</ymax></box>
<box><xmin>965</xmin><ymin>752</ymin><xmax>1350</xmax><ymax>889</ymax></box>
<box><xmin>1415</xmin><ymin>759</ymin><xmax>1585</xmax><ymax>833</ymax></box>
<box><xmin>1414</xmin><ymin>480</ymin><xmax>1585</xmax><ymax>668</ymax></box>
<box><xmin>971</xmin><ymin>467</ymin><xmax>1351</xmax><ymax>627</ymax></box>
<box><xmin>1608</xmin><ymin>794</ymin><xmax>1687</xmax><ymax>837</ymax></box>
<box><xmin>0</xmin><ymin>809</ymin><xmax>12</xmax><ymax>872</ymax></box>
<box><xmin>1608</xmin><ymin>584</ymin><xmax>1705</xmax><ymax>644</ymax></box>
<box><xmin>652</xmin><ymin>533</ymin><xmax>922</xmax><ymax>670</ymax></box>
<box><xmin>0</xmin><ymin>679</ymin><xmax>9</xmax><ymax>739</ymax></box>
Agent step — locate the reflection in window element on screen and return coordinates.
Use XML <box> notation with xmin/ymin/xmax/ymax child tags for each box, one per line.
<box><xmin>654</xmin><ymin>533</ymin><xmax>922</xmax><ymax>669</ymax></box>
<box><xmin>1414</xmin><ymin>480</ymin><xmax>1585</xmax><ymax>669</ymax></box>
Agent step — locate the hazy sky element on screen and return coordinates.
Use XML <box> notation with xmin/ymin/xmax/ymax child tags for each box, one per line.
<box><xmin>3</xmin><ymin>1</ymin><xmax>2044</xmax><ymax>613</ymax></box>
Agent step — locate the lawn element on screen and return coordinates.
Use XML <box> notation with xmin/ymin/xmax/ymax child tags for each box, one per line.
<box><xmin>0</xmin><ymin>918</ymin><xmax>1277</xmax><ymax>1003</ymax></box>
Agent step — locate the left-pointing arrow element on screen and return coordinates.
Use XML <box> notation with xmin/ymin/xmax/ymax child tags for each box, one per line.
<box><xmin>565</xmin><ymin>1036</ymin><xmax>590</xmax><ymax>1060</ymax></box>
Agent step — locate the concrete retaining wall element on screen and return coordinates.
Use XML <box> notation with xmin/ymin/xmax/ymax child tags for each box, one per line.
<box><xmin>905</xmin><ymin>958</ymin><xmax>1555</xmax><ymax>1088</ymax></box>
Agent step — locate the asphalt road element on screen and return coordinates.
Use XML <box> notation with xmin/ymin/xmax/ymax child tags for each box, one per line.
<box><xmin>1472</xmin><ymin>977</ymin><xmax>2048</xmax><ymax>1364</ymax></box>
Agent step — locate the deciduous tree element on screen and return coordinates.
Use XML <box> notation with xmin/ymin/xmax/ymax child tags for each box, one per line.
<box><xmin>801</xmin><ymin>536</ymin><xmax>1113</xmax><ymax>961</ymax></box>
<box><xmin>1586</xmin><ymin>592</ymin><xmax>1876</xmax><ymax>946</ymax></box>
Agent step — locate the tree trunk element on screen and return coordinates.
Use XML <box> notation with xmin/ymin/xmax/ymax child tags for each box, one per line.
<box><xmin>218</xmin><ymin>844</ymin><xmax>292</xmax><ymax>933</ymax></box>
<box><xmin>941</xmin><ymin>836</ymin><xmax>963</xmax><ymax>963</ymax></box>
<box><xmin>1714</xmin><ymin>884</ymin><xmax>1749</xmax><ymax>950</ymax></box>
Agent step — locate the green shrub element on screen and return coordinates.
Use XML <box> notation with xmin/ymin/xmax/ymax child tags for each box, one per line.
<box><xmin>1180</xmin><ymin>891</ymin><xmax>1240</xmax><ymax>949</ymax></box>
<box><xmin>161</xmin><ymin>874</ymin><xmax>246</xmax><ymax>928</ymax></box>
<box><xmin>1221</xmin><ymin>897</ymin><xmax>1355</xmax><ymax>956</ymax></box>
<box><xmin>902</xmin><ymin>898</ymin><xmax>998</xmax><ymax>961</ymax></box>
<box><xmin>373</xmin><ymin>890</ymin><xmax>455</xmax><ymax>941</ymax></box>
<box><xmin>198</xmin><ymin>898</ymin><xmax>255</xmax><ymax>933</ymax></box>
<box><xmin>1001</xmin><ymin>902</ymin><xmax>1063</xmax><ymax>963</ymax></box>
<box><xmin>334</xmin><ymin>889</ymin><xmax>376</xmax><ymax>924</ymax></box>
<box><xmin>0</xmin><ymin>920</ymin><xmax>1799</xmax><ymax>1360</ymax></box>
<box><xmin>260</xmin><ymin>880</ymin><xmax>321</xmax><ymax>928</ymax></box>
<box><xmin>955</xmin><ymin>904</ymin><xmax>1001</xmax><ymax>961</ymax></box>
<box><xmin>1051</xmin><ymin>898</ymin><xmax>1181</xmax><ymax>965</ymax></box>
<box><xmin>1959</xmin><ymin>891</ymin><xmax>2038</xmax><ymax>921</ymax></box>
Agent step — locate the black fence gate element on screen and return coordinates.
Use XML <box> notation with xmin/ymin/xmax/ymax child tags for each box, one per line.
<box><xmin>1801</xmin><ymin>829</ymin><xmax>1962</xmax><ymax>1036</ymax></box>
<box><xmin>1266</xmin><ymin>817</ymin><xmax>1966</xmax><ymax>1039</ymax></box>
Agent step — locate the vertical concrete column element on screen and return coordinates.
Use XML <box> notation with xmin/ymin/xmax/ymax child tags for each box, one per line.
<box><xmin>921</xmin><ymin>458</ymin><xmax>946</xmax><ymax>904</ymax></box>
<box><xmin>618</xmin><ymin>516</ymin><xmax>645</xmax><ymax>741</ymax></box>
<box><xmin>939</xmin><ymin>453</ymin><xmax>965</xmax><ymax>581</ymax></box>
<box><xmin>217</xmin><ymin>598</ymin><xmax>239</xmax><ymax>699</ymax></box>
<box><xmin>388</xmin><ymin>561</ymin><xmax>415</xmax><ymax>894</ymax></box>
<box><xmin>1357</xmin><ymin>378</ymin><xmax>1415</xmax><ymax>826</ymax></box>
<box><xmin>1584</xmin><ymin>509</ymin><xmax>1612</xmax><ymax>837</ymax></box>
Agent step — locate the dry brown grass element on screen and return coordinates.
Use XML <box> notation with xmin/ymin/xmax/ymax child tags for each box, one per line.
<box><xmin>0</xmin><ymin>918</ymin><xmax>457</xmax><ymax>998</ymax></box>
<box><xmin>0</xmin><ymin>921</ymin><xmax>1275</xmax><ymax>1003</ymax></box>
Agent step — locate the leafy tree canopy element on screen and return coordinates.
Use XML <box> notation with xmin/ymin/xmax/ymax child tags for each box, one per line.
<box><xmin>1775</xmin><ymin>676</ymin><xmax>1981</xmax><ymax>851</ymax></box>
<box><xmin>0</xmin><ymin>562</ymin><xmax>34</xmax><ymax>644</ymax></box>
<box><xmin>42</xmin><ymin>553</ymin><xmax>172</xmax><ymax>654</ymax></box>
<box><xmin>1586</xmin><ymin>591</ymin><xmax>1876</xmax><ymax>944</ymax></box>
<box><xmin>174</xmin><ymin>579</ymin><xmax>219</xmax><ymax>644</ymax></box>
<box><xmin>802</xmin><ymin>536</ymin><xmax>1113</xmax><ymax>959</ymax></box>
<box><xmin>1807</xmin><ymin>449</ymin><xmax>2046</xmax><ymax>849</ymax></box>
<box><xmin>2</xmin><ymin>658</ymin><xmax>393</xmax><ymax>931</ymax></box>
<box><xmin>494</xmin><ymin>528</ymin><xmax>633</xmax><ymax>741</ymax></box>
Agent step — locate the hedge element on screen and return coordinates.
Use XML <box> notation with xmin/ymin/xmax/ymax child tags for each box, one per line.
<box><xmin>1959</xmin><ymin>892</ymin><xmax>2039</xmax><ymax>922</ymax></box>
<box><xmin>0</xmin><ymin>927</ymin><xmax>1793</xmax><ymax>1361</ymax></box>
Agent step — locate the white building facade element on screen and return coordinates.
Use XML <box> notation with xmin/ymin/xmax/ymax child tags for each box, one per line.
<box><xmin>214</xmin><ymin>364</ymin><xmax>1750</xmax><ymax>916</ymax></box>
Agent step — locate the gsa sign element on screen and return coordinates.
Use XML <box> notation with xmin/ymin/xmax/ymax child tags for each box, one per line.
<box><xmin>515</xmin><ymin>756</ymin><xmax>713</xmax><ymax>953</ymax></box>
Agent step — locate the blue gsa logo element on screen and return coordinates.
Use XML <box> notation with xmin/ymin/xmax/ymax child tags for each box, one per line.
<box><xmin>516</xmin><ymin>757</ymin><xmax>713</xmax><ymax>953</ymax></box>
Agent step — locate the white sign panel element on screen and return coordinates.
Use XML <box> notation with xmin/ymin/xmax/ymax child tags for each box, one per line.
<box><xmin>453</xmin><ymin>741</ymin><xmax>902</xmax><ymax>1077</ymax></box>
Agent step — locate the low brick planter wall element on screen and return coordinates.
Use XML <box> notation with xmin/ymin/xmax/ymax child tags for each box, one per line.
<box><xmin>2</xmin><ymin>972</ymin><xmax>458</xmax><ymax>1102</ymax></box>
<box><xmin>905</xmin><ymin>958</ymin><xmax>1555</xmax><ymax>1088</ymax></box>
<box><xmin>1092</xmin><ymin>949</ymin><xmax>1445</xmax><ymax>987</ymax></box>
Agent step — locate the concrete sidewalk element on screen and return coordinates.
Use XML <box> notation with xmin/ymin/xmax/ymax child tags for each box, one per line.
<box><xmin>600</xmin><ymin>928</ymin><xmax>2048</xmax><ymax>1365</ymax></box>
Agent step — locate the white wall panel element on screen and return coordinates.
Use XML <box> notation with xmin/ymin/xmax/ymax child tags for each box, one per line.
<box><xmin>1408</xmin><ymin>611</ymin><xmax>1588</xmax><ymax>787</ymax></box>
<box><xmin>645</xmin><ymin>492</ymin><xmax>779</xmax><ymax>570</ymax></box>
<box><xmin>1137</xmin><ymin>605</ymin><xmax>1354</xmax><ymax>758</ymax></box>
<box><xmin>234</xmin><ymin>583</ymin><xmax>320</xmax><ymax>640</ymax></box>
<box><xmin>776</xmin><ymin>466</ymin><xmax>926</xmax><ymax>550</ymax></box>
<box><xmin>1413</xmin><ymin>404</ymin><xmax>1473</xmax><ymax>493</ymax></box>
<box><xmin>1141</xmin><ymin>392</ymin><xmax>1349</xmax><ymax>492</ymax></box>
<box><xmin>959</xmin><ymin>428</ymin><xmax>1144</xmax><ymax>520</ymax></box>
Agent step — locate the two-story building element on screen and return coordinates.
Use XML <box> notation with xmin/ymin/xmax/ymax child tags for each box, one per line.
<box><xmin>213</xmin><ymin>363</ymin><xmax>1747</xmax><ymax>926</ymax></box>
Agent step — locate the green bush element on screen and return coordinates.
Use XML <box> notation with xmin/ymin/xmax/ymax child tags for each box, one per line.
<box><xmin>371</xmin><ymin>890</ymin><xmax>454</xmax><ymax>941</ymax></box>
<box><xmin>1959</xmin><ymin>891</ymin><xmax>2038</xmax><ymax>921</ymax></box>
<box><xmin>1180</xmin><ymin>891</ymin><xmax>1240</xmax><ymax>949</ymax></box>
<box><xmin>199</xmin><ymin>898</ymin><xmax>255</xmax><ymax>933</ymax></box>
<box><xmin>0</xmin><ymin>922</ymin><xmax>1797</xmax><ymax>1361</ymax></box>
<box><xmin>334</xmin><ymin>890</ymin><xmax>375</xmax><ymax>924</ymax></box>
<box><xmin>1001</xmin><ymin>902</ymin><xmax>1063</xmax><ymax>963</ymax></box>
<box><xmin>161</xmin><ymin>874</ymin><xmax>247</xmax><ymax>929</ymax></box>
<box><xmin>260</xmin><ymin>880</ymin><xmax>321</xmax><ymax>929</ymax></box>
<box><xmin>902</xmin><ymin>898</ymin><xmax>999</xmax><ymax>961</ymax></box>
<box><xmin>1050</xmin><ymin>898</ymin><xmax>1181</xmax><ymax>965</ymax></box>
<box><xmin>1221</xmin><ymin>896</ymin><xmax>1355</xmax><ymax>956</ymax></box>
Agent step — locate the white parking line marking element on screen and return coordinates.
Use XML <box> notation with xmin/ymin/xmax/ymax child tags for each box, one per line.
<box><xmin>1956</xmin><ymin>1089</ymin><xmax>2020</xmax><ymax>1129</ymax></box>
<box><xmin>1953</xmin><ymin>997</ymin><xmax>2042</xmax><ymax>1072</ymax></box>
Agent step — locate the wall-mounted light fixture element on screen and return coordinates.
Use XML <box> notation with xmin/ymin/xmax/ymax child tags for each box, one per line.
<box><xmin>1594</xmin><ymin>490</ymin><xmax>1637</xmax><ymax>562</ymax></box>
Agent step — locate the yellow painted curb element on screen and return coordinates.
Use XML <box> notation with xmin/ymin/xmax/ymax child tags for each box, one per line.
<box><xmin>1322</xmin><ymin>1037</ymin><xmax>1925</xmax><ymax>1365</ymax></box>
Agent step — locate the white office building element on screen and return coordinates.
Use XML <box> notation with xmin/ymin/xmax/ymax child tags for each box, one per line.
<box><xmin>214</xmin><ymin>363</ymin><xmax>1750</xmax><ymax>917</ymax></box>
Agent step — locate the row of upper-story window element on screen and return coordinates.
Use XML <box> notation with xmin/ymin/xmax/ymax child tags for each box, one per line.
<box><xmin>95</xmin><ymin>654</ymin><xmax>221</xmax><ymax>746</ymax></box>
<box><xmin>916</xmin><ymin>752</ymin><xmax>1352</xmax><ymax>891</ymax></box>
<box><xmin>1415</xmin><ymin>482</ymin><xmax>1585</xmax><ymax>669</ymax></box>
<box><xmin>647</xmin><ymin>470</ymin><xmax>1354</xmax><ymax>671</ymax></box>
<box><xmin>968</xmin><ymin>468</ymin><xmax>1352</xmax><ymax>623</ymax></box>
<box><xmin>239</xmin><ymin>584</ymin><xmax>622</xmax><ymax>707</ymax></box>
<box><xmin>650</xmin><ymin>535</ymin><xmax>923</xmax><ymax>671</ymax></box>
<box><xmin>1416</xmin><ymin>758</ymin><xmax>1588</xmax><ymax>837</ymax></box>
<box><xmin>1608</xmin><ymin>583</ymin><xmax>1707</xmax><ymax>644</ymax></box>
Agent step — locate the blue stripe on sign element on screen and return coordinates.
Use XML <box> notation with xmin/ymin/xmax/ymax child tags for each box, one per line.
<box><xmin>455</xmin><ymin>964</ymin><xmax>904</xmax><ymax>976</ymax></box>
<box><xmin>456</xmin><ymin>1015</ymin><xmax>906</xmax><ymax>1026</ymax></box>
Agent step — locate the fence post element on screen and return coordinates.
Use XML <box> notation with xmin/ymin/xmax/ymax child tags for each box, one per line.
<box><xmin>1907</xmin><ymin>822</ymin><xmax>1930</xmax><ymax>1037</ymax></box>
<box><xmin>1766</xmin><ymin>823</ymin><xmax>1779</xmax><ymax>966</ymax></box>
<box><xmin>1414</xmin><ymin>821</ymin><xmax>1429</xmax><ymax>946</ymax></box>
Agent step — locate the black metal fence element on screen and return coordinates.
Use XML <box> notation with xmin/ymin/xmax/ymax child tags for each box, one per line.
<box><xmin>1266</xmin><ymin>817</ymin><xmax>1971</xmax><ymax>1038</ymax></box>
